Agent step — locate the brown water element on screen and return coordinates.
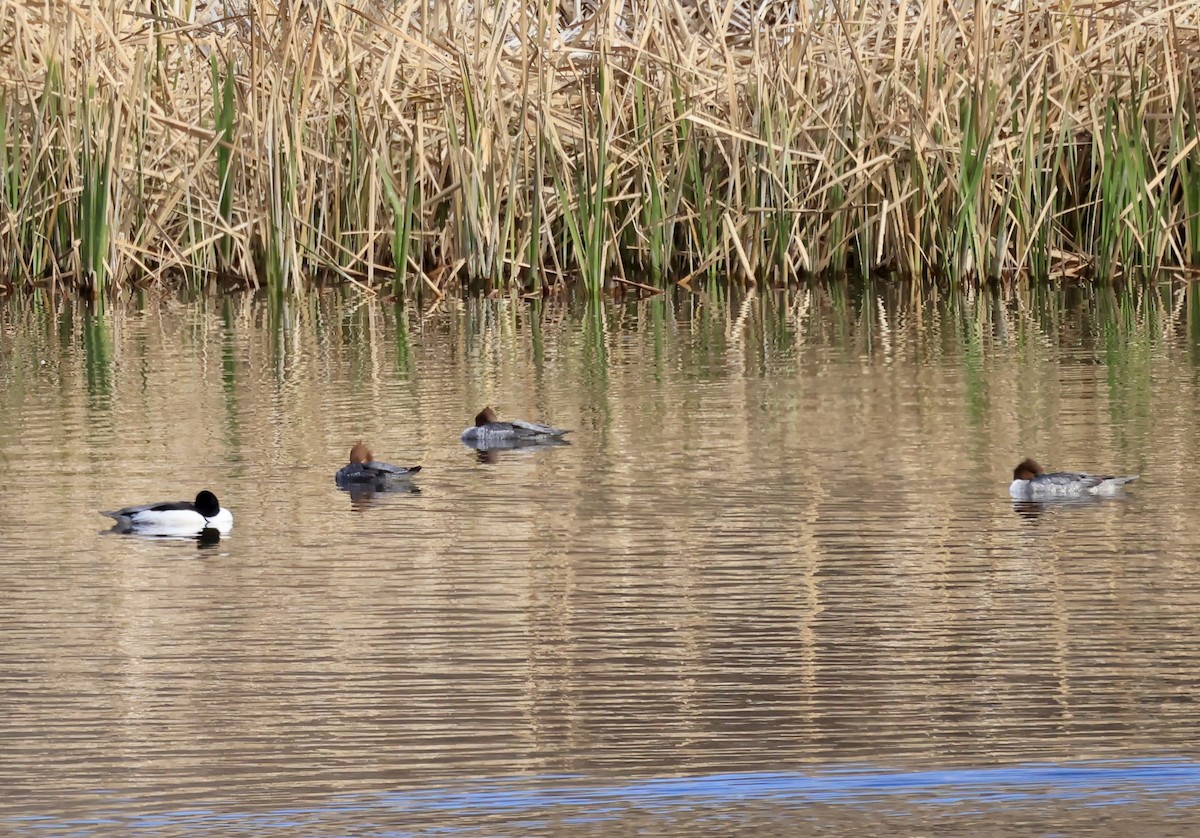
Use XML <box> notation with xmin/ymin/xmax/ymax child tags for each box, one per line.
<box><xmin>3</xmin><ymin>284</ymin><xmax>1200</xmax><ymax>835</ymax></box>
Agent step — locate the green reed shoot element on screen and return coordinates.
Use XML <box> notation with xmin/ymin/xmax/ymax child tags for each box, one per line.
<box><xmin>79</xmin><ymin>88</ymin><xmax>114</xmax><ymax>295</ymax></box>
<box><xmin>212</xmin><ymin>54</ymin><xmax>237</xmax><ymax>271</ymax></box>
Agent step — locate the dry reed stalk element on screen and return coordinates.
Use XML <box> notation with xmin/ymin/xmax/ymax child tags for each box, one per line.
<box><xmin>0</xmin><ymin>0</ymin><xmax>1198</xmax><ymax>296</ymax></box>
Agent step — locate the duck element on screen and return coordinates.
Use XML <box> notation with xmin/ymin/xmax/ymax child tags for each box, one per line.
<box><xmin>102</xmin><ymin>490</ymin><xmax>233</xmax><ymax>535</ymax></box>
<box><xmin>1009</xmin><ymin>458</ymin><xmax>1138</xmax><ymax>499</ymax></box>
<box><xmin>335</xmin><ymin>441</ymin><xmax>421</xmax><ymax>487</ymax></box>
<box><xmin>460</xmin><ymin>406</ymin><xmax>570</xmax><ymax>446</ymax></box>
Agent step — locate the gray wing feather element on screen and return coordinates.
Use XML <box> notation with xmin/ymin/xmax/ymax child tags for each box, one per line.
<box><xmin>364</xmin><ymin>460</ymin><xmax>419</xmax><ymax>476</ymax></box>
<box><xmin>510</xmin><ymin>420</ymin><xmax>568</xmax><ymax>438</ymax></box>
<box><xmin>1044</xmin><ymin>471</ymin><xmax>1105</xmax><ymax>489</ymax></box>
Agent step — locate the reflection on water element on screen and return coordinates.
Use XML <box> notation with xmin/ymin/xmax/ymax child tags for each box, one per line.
<box><xmin>464</xmin><ymin>436</ymin><xmax>573</xmax><ymax>466</ymax></box>
<box><xmin>3</xmin><ymin>282</ymin><xmax>1200</xmax><ymax>835</ymax></box>
<box><xmin>99</xmin><ymin>525</ymin><xmax>227</xmax><ymax>551</ymax></box>
<box><xmin>340</xmin><ymin>480</ymin><xmax>422</xmax><ymax>510</ymax></box>
<box><xmin>1009</xmin><ymin>494</ymin><xmax>1135</xmax><ymax>520</ymax></box>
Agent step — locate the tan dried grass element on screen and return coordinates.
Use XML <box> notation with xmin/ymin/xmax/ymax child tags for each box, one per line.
<box><xmin>0</xmin><ymin>0</ymin><xmax>1197</xmax><ymax>294</ymax></box>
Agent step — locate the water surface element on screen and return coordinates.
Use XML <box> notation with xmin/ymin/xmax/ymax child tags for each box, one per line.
<box><xmin>3</xmin><ymin>283</ymin><xmax>1200</xmax><ymax>834</ymax></box>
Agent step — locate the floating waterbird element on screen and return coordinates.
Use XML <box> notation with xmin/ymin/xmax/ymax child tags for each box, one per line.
<box><xmin>459</xmin><ymin>406</ymin><xmax>571</xmax><ymax>446</ymax></box>
<box><xmin>336</xmin><ymin>441</ymin><xmax>422</xmax><ymax>488</ymax></box>
<box><xmin>102</xmin><ymin>490</ymin><xmax>233</xmax><ymax>535</ymax></box>
<box><xmin>1009</xmin><ymin>458</ymin><xmax>1138</xmax><ymax>499</ymax></box>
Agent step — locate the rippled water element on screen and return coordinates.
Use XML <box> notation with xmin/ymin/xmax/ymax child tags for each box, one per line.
<box><xmin>4</xmin><ymin>284</ymin><xmax>1200</xmax><ymax>834</ymax></box>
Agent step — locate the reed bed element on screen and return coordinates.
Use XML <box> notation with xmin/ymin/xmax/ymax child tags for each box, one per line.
<box><xmin>1</xmin><ymin>0</ymin><xmax>1199</xmax><ymax>297</ymax></box>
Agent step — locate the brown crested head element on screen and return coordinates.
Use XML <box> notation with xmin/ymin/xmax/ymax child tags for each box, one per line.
<box><xmin>349</xmin><ymin>441</ymin><xmax>372</xmax><ymax>464</ymax></box>
<box><xmin>1013</xmin><ymin>458</ymin><xmax>1044</xmax><ymax>480</ymax></box>
<box><xmin>475</xmin><ymin>406</ymin><xmax>498</xmax><ymax>426</ymax></box>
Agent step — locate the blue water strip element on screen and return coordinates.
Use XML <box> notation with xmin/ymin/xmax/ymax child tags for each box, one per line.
<box><xmin>8</xmin><ymin>758</ymin><xmax>1200</xmax><ymax>834</ymax></box>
